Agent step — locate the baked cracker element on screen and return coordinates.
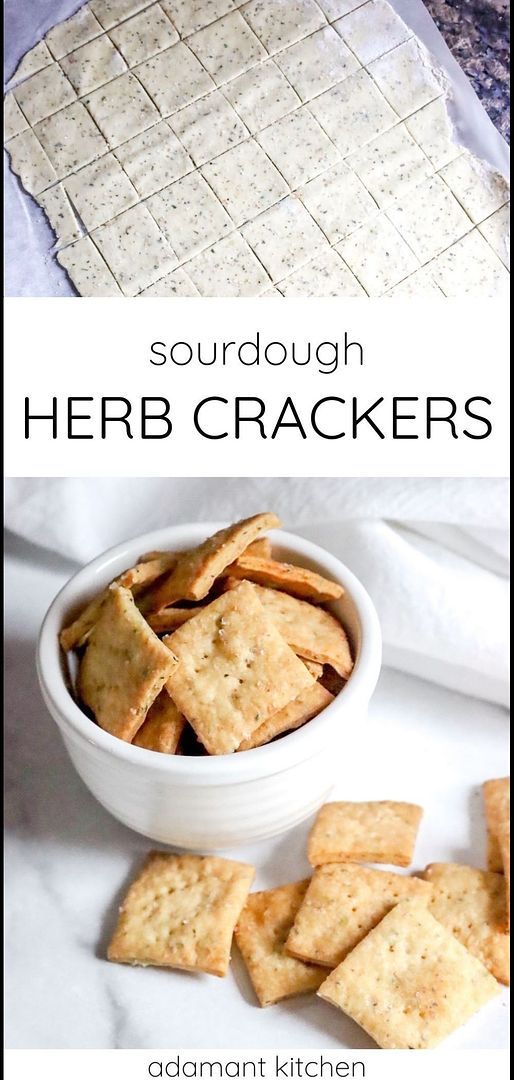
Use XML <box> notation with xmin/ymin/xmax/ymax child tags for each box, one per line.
<box><xmin>249</xmin><ymin>585</ymin><xmax>353</xmax><ymax>678</ymax></box>
<box><xmin>224</xmin><ymin>555</ymin><xmax>344</xmax><ymax>603</ymax></box>
<box><xmin>307</xmin><ymin>800</ymin><xmax>423</xmax><ymax>867</ymax></box>
<box><xmin>132</xmin><ymin>689</ymin><xmax>186</xmax><ymax>753</ymax></box>
<box><xmin>423</xmin><ymin>862</ymin><xmax>509</xmax><ymax>984</ymax></box>
<box><xmin>483</xmin><ymin>777</ymin><xmax>510</xmax><ymax>873</ymax></box>
<box><xmin>238</xmin><ymin>683</ymin><xmax>333</xmax><ymax>751</ymax></box>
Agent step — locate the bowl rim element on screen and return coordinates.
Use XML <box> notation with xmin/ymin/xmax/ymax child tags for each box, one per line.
<box><xmin>37</xmin><ymin>522</ymin><xmax>382</xmax><ymax>783</ymax></box>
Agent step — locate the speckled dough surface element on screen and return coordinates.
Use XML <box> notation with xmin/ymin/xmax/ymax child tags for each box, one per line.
<box><xmin>4</xmin><ymin>0</ymin><xmax>510</xmax><ymax>296</ymax></box>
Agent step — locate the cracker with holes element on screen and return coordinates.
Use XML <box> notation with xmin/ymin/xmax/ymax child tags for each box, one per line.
<box><xmin>235</xmin><ymin>880</ymin><xmax>327</xmax><ymax>1006</ymax></box>
<box><xmin>286</xmin><ymin>863</ymin><xmax>431</xmax><ymax>968</ymax></box>
<box><xmin>224</xmin><ymin>555</ymin><xmax>344</xmax><ymax>603</ymax></box>
<box><xmin>150</xmin><ymin>513</ymin><xmax>280</xmax><ymax>609</ymax></box>
<box><xmin>422</xmin><ymin>863</ymin><xmax>509</xmax><ymax>984</ymax></box>
<box><xmin>132</xmin><ymin>690</ymin><xmax>186</xmax><ymax>754</ymax></box>
<box><xmin>318</xmin><ymin>899</ymin><xmax>500</xmax><ymax>1049</ymax></box>
<box><xmin>249</xmin><ymin>585</ymin><xmax>353</xmax><ymax>678</ymax></box>
<box><xmin>483</xmin><ymin>777</ymin><xmax>510</xmax><ymax>873</ymax></box>
<box><xmin>108</xmin><ymin>852</ymin><xmax>254</xmax><ymax>976</ymax></box>
<box><xmin>238</xmin><ymin>682</ymin><xmax>333</xmax><ymax>751</ymax></box>
<box><xmin>164</xmin><ymin>581</ymin><xmax>314</xmax><ymax>754</ymax></box>
<box><xmin>308</xmin><ymin>800</ymin><xmax>423</xmax><ymax>867</ymax></box>
<box><xmin>78</xmin><ymin>584</ymin><xmax>178</xmax><ymax>741</ymax></box>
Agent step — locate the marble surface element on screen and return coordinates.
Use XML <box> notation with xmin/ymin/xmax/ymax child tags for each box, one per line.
<box><xmin>425</xmin><ymin>0</ymin><xmax>510</xmax><ymax>140</ymax></box>
<box><xmin>5</xmin><ymin>533</ymin><xmax>509</xmax><ymax>1050</ymax></box>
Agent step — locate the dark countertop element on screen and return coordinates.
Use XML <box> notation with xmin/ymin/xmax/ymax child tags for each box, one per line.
<box><xmin>424</xmin><ymin>0</ymin><xmax>510</xmax><ymax>141</ymax></box>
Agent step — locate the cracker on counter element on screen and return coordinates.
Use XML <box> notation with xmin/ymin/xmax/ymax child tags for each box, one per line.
<box><xmin>78</xmin><ymin>584</ymin><xmax>178</xmax><ymax>742</ymax></box>
<box><xmin>286</xmin><ymin>863</ymin><xmax>431</xmax><ymax>968</ymax></box>
<box><xmin>247</xmin><ymin>585</ymin><xmax>353</xmax><ymax>678</ymax></box>
<box><xmin>235</xmin><ymin>880</ymin><xmax>327</xmax><ymax>1006</ymax></box>
<box><xmin>238</xmin><ymin>683</ymin><xmax>333</xmax><ymax>751</ymax></box>
<box><xmin>150</xmin><ymin>512</ymin><xmax>281</xmax><ymax>608</ymax></box>
<box><xmin>108</xmin><ymin>852</ymin><xmax>254</xmax><ymax>977</ymax></box>
<box><xmin>483</xmin><ymin>777</ymin><xmax>510</xmax><ymax>873</ymax></box>
<box><xmin>422</xmin><ymin>863</ymin><xmax>509</xmax><ymax>984</ymax></box>
<box><xmin>224</xmin><ymin>555</ymin><xmax>344</xmax><ymax>603</ymax></box>
<box><xmin>164</xmin><ymin>581</ymin><xmax>314</xmax><ymax>755</ymax></box>
<box><xmin>318</xmin><ymin>899</ymin><xmax>500</xmax><ymax>1049</ymax></box>
<box><xmin>307</xmin><ymin>800</ymin><xmax>423</xmax><ymax>867</ymax></box>
<box><xmin>132</xmin><ymin>689</ymin><xmax>186</xmax><ymax>754</ymax></box>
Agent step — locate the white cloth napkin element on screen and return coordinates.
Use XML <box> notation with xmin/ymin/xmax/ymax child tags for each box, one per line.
<box><xmin>5</xmin><ymin>477</ymin><xmax>509</xmax><ymax>707</ymax></box>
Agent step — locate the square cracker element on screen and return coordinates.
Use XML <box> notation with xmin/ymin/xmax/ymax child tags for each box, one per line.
<box><xmin>337</xmin><ymin>215</ymin><xmax>419</xmax><ymax>296</ymax></box>
<box><xmin>45</xmin><ymin>6</ymin><xmax>103</xmax><ymax>61</ymax></box>
<box><xmin>148</xmin><ymin>172</ymin><xmax>232</xmax><ymax>262</ymax></box>
<box><xmin>347</xmin><ymin>124</ymin><xmax>433</xmax><ymax>209</ymax></box>
<box><xmin>249</xmin><ymin>585</ymin><xmax>353</xmax><ymax>678</ymax></box>
<box><xmin>151</xmin><ymin>513</ymin><xmax>281</xmax><ymax>608</ymax></box>
<box><xmin>483</xmin><ymin>777</ymin><xmax>510</xmax><ymax>872</ymax></box>
<box><xmin>202</xmin><ymin>140</ymin><xmax>288</xmax><ymax>229</ymax></box>
<box><xmin>307</xmin><ymin>800</ymin><xmax>422</xmax><ymax>867</ymax></box>
<box><xmin>110</xmin><ymin>4</ymin><xmax>179</xmax><ymax>66</ymax></box>
<box><xmin>225</xmin><ymin>555</ymin><xmax>344</xmax><ymax>603</ymax></box>
<box><xmin>300</xmin><ymin>161</ymin><xmax>377</xmax><ymax>246</ymax></box>
<box><xmin>235</xmin><ymin>881</ymin><xmax>327</xmax><ymax>1006</ymax></box>
<box><xmin>431</xmin><ymin>229</ymin><xmax>509</xmax><ymax>298</ymax></box>
<box><xmin>57</xmin><ymin>235</ymin><xmax>123</xmax><ymax>296</ymax></box>
<box><xmin>84</xmin><ymin>71</ymin><xmax>160</xmax><ymax>149</ymax></box>
<box><xmin>185</xmin><ymin>233</ymin><xmax>271</xmax><ymax>297</ymax></box>
<box><xmin>368</xmin><ymin>38</ymin><xmax>445</xmax><ymax>120</ymax></box>
<box><xmin>108</xmin><ymin>852</ymin><xmax>254</xmax><ymax>976</ymax></box>
<box><xmin>78</xmin><ymin>584</ymin><xmax>179</xmax><ymax>741</ymax></box>
<box><xmin>257</xmin><ymin>109</ymin><xmax>338</xmax><ymax>190</ymax></box>
<box><xmin>422</xmin><ymin>863</ymin><xmax>509</xmax><ymax>985</ymax></box>
<box><xmin>278</xmin><ymin>249</ymin><xmax>366</xmax><ymax>297</ymax></box>
<box><xmin>160</xmin><ymin>1</ymin><xmax>237</xmax><ymax>37</ymax></box>
<box><xmin>286</xmin><ymin>863</ymin><xmax>431</xmax><ymax>968</ymax></box>
<box><xmin>238</xmin><ymin>682</ymin><xmax>333</xmax><ymax>751</ymax></box>
<box><xmin>5</xmin><ymin>129</ymin><xmax>57</xmax><ymax>197</ymax></box>
<box><xmin>439</xmin><ymin>153</ymin><xmax>509</xmax><ymax>226</ymax></box>
<box><xmin>135</xmin><ymin>42</ymin><xmax>215</xmax><ymax>115</ymax></box>
<box><xmin>89</xmin><ymin>1</ymin><xmax>153</xmax><ymax>30</ymax></box>
<box><xmin>242</xmin><ymin>0</ymin><xmax>326</xmax><ymax>54</ymax></box>
<box><xmin>9</xmin><ymin>41</ymin><xmax>54</xmax><ymax>85</ymax></box>
<box><xmin>334</xmin><ymin>0</ymin><xmax>411</xmax><ymax>65</ymax></box>
<box><xmin>14</xmin><ymin>63</ymin><xmax>76</xmax><ymax>127</ymax></box>
<box><xmin>243</xmin><ymin>198</ymin><xmax>330</xmax><ymax>283</ymax></box>
<box><xmin>64</xmin><ymin>154</ymin><xmax>139</xmax><ymax>232</ymax></box>
<box><xmin>60</xmin><ymin>35</ymin><xmax>127</xmax><ymax>97</ymax></box>
<box><xmin>318</xmin><ymin>899</ymin><xmax>500</xmax><ymax>1049</ymax></box>
<box><xmin>404</xmin><ymin>97</ymin><xmax>461</xmax><ymax>170</ymax></box>
<box><xmin>188</xmin><ymin>10</ymin><xmax>266</xmax><ymax>84</ymax></box>
<box><xmin>92</xmin><ymin>203</ymin><xmax>177</xmax><ymax>296</ymax></box>
<box><xmin>114</xmin><ymin>121</ymin><xmax>192</xmax><ymax>199</ymax></box>
<box><xmin>309</xmin><ymin>69</ymin><xmax>396</xmax><ymax>158</ymax></box>
<box><xmin>223</xmin><ymin>60</ymin><xmax>300</xmax><ymax>136</ymax></box>
<box><xmin>164</xmin><ymin>581</ymin><xmax>314</xmax><ymax>754</ymax></box>
<box><xmin>34</xmin><ymin>102</ymin><xmax>108</xmax><ymax>179</ymax></box>
<box><xmin>274</xmin><ymin>26</ymin><xmax>358</xmax><ymax>103</ymax></box>
<box><xmin>169</xmin><ymin>92</ymin><xmax>248</xmax><ymax>168</ymax></box>
<box><xmin>132</xmin><ymin>689</ymin><xmax>186</xmax><ymax>753</ymax></box>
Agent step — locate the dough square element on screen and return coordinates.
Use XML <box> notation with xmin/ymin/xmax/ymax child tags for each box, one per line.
<box><xmin>274</xmin><ymin>26</ymin><xmax>359</xmax><ymax>102</ymax></box>
<box><xmin>223</xmin><ymin>60</ymin><xmax>300</xmax><ymax>135</ymax></box>
<box><xmin>184</xmin><ymin>232</ymin><xmax>271</xmax><ymax>296</ymax></box>
<box><xmin>423</xmin><ymin>863</ymin><xmax>509</xmax><ymax>984</ymax></box>
<box><xmin>286</xmin><ymin>863</ymin><xmax>431</xmax><ymax>967</ymax></box>
<box><xmin>431</xmin><ymin>229</ymin><xmax>510</xmax><ymax>297</ymax></box>
<box><xmin>9</xmin><ymin>41</ymin><xmax>54</xmax><ymax>85</ymax></box>
<box><xmin>387</xmin><ymin>174</ymin><xmax>472</xmax><ymax>262</ymax></box>
<box><xmin>337</xmin><ymin>215</ymin><xmax>419</xmax><ymax>296</ymax></box>
<box><xmin>135</xmin><ymin>41</ymin><xmax>215</xmax><ymax>115</ymax></box>
<box><xmin>202</xmin><ymin>140</ymin><xmax>288</xmax><ymax>226</ymax></box>
<box><xmin>148</xmin><ymin>172</ymin><xmax>232</xmax><ymax>261</ymax></box>
<box><xmin>139</xmin><ymin>267</ymin><xmax>200</xmax><ymax>295</ymax></box>
<box><xmin>238</xmin><ymin>682</ymin><xmax>334</xmax><ymax>749</ymax></box>
<box><xmin>4</xmin><ymin>93</ymin><xmax>29</xmax><ymax>140</ymax></box>
<box><xmin>483</xmin><ymin>778</ymin><xmax>510</xmax><ymax>872</ymax></box>
<box><xmin>64</xmin><ymin>153</ymin><xmax>139</xmax><ymax>231</ymax></box>
<box><xmin>279</xmin><ymin>248</ymin><xmax>365</xmax><ymax>296</ymax></box>
<box><xmin>368</xmin><ymin>38</ymin><xmax>445</xmax><ymax>120</ymax></box>
<box><xmin>439</xmin><ymin>152</ymin><xmax>509</xmax><ymax>226</ymax></box>
<box><xmin>57</xmin><ymin>234</ymin><xmax>123</xmax><ymax>295</ymax></box>
<box><xmin>242</xmin><ymin>0</ymin><xmax>326</xmax><ymax>54</ymax></box>
<box><xmin>110</xmin><ymin>3</ymin><xmax>179</xmax><ymax>66</ymax></box>
<box><xmin>478</xmin><ymin>204</ymin><xmax>510</xmax><ymax>269</ymax></box>
<box><xmin>108</xmin><ymin>852</ymin><xmax>255</xmax><ymax>976</ymax></box>
<box><xmin>60</xmin><ymin>34</ymin><xmax>128</xmax><ymax>96</ymax></box>
<box><xmin>300</xmin><ymin>161</ymin><xmax>376</xmax><ymax>244</ymax></box>
<box><xmin>34</xmin><ymin>102</ymin><xmax>108</xmax><ymax>178</ymax></box>
<box><xmin>248</xmin><ymin>585</ymin><xmax>353</xmax><ymax>677</ymax></box>
<box><xmin>318</xmin><ymin>899</ymin><xmax>500</xmax><ymax>1049</ymax></box>
<box><xmin>114</xmin><ymin>121</ymin><xmax>193</xmax><ymax>197</ymax></box>
<box><xmin>160</xmin><ymin>0</ymin><xmax>237</xmax><ymax>37</ymax></box>
<box><xmin>235</xmin><ymin>881</ymin><xmax>327</xmax><ymax>1006</ymax></box>
<box><xmin>90</xmin><ymin>0</ymin><xmax>154</xmax><ymax>31</ymax></box>
<box><xmin>307</xmin><ymin>800</ymin><xmax>423</xmax><ymax>867</ymax></box>
<box><xmin>169</xmin><ymin>91</ymin><xmax>249</xmax><ymax>167</ymax></box>
<box><xmin>387</xmin><ymin>266</ymin><xmax>443</xmax><ymax>297</ymax></box>
<box><xmin>45</xmin><ymin>7</ymin><xmax>103</xmax><ymax>61</ymax></box>
<box><xmin>166</xmin><ymin>581</ymin><xmax>314</xmax><ymax>754</ymax></box>
<box><xmin>347</xmin><ymin>123</ymin><xmax>433</xmax><ymax>208</ymax></box>
<box><xmin>309</xmin><ymin>69</ymin><xmax>396</xmax><ymax>157</ymax></box>
<box><xmin>14</xmin><ymin>63</ymin><xmax>76</xmax><ymax>126</ymax></box>
<box><xmin>78</xmin><ymin>584</ymin><xmax>178</xmax><ymax>741</ymax></box>
<box><xmin>132</xmin><ymin>689</ymin><xmax>186</xmax><ymax>752</ymax></box>
<box><xmin>38</xmin><ymin>184</ymin><xmax>82</xmax><ymax>247</ymax></box>
<box><xmin>317</xmin><ymin>0</ymin><xmax>368</xmax><ymax>17</ymax></box>
<box><xmin>188</xmin><ymin>11</ymin><xmax>266</xmax><ymax>84</ymax></box>
<box><xmin>93</xmin><ymin>202</ymin><xmax>178</xmax><ymax>294</ymax></box>
<box><xmin>243</xmin><ymin>197</ymin><xmax>331</xmax><ymax>282</ymax></box>
<box><xmin>334</xmin><ymin>0</ymin><xmax>411</xmax><ymax>65</ymax></box>
<box><xmin>405</xmin><ymin>97</ymin><xmax>461</xmax><ymax>170</ymax></box>
<box><xmin>84</xmin><ymin>70</ymin><xmax>160</xmax><ymax>148</ymax></box>
<box><xmin>257</xmin><ymin>109</ymin><xmax>339</xmax><ymax>189</ymax></box>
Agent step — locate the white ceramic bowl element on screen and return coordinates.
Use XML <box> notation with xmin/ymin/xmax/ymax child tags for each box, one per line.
<box><xmin>37</xmin><ymin>523</ymin><xmax>382</xmax><ymax>850</ymax></box>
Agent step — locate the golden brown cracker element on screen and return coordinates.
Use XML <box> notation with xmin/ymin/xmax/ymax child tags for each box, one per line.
<box><xmin>244</xmin><ymin>537</ymin><xmax>272</xmax><ymax>558</ymax></box>
<box><xmin>286</xmin><ymin>863</ymin><xmax>431</xmax><ymax>968</ymax></box>
<box><xmin>147</xmin><ymin>607</ymin><xmax>201</xmax><ymax>632</ymax></box>
<box><xmin>164</xmin><ymin>581</ymin><xmax>314</xmax><ymax>755</ymax></box>
<box><xmin>132</xmin><ymin>690</ymin><xmax>186</xmax><ymax>753</ymax></box>
<box><xmin>225</xmin><ymin>555</ymin><xmax>344</xmax><ymax>603</ymax></box>
<box><xmin>235</xmin><ymin>880</ymin><xmax>326</xmax><ymax>1006</ymax></box>
<box><xmin>108</xmin><ymin>852</ymin><xmax>254</xmax><ymax>977</ymax></box>
<box><xmin>318</xmin><ymin>899</ymin><xmax>500</xmax><ymax>1049</ymax></box>
<box><xmin>423</xmin><ymin>862</ymin><xmax>510</xmax><ymax>984</ymax></box>
<box><xmin>238</xmin><ymin>683</ymin><xmax>333</xmax><ymax>751</ymax></box>
<box><xmin>483</xmin><ymin>777</ymin><xmax>510</xmax><ymax>873</ymax></box>
<box><xmin>78</xmin><ymin>584</ymin><xmax>178</xmax><ymax>742</ymax></box>
<box><xmin>251</xmin><ymin>585</ymin><xmax>353</xmax><ymax>678</ymax></box>
<box><xmin>302</xmin><ymin>658</ymin><xmax>324</xmax><ymax>679</ymax></box>
<box><xmin>307</xmin><ymin>800</ymin><xmax>423</xmax><ymax>868</ymax></box>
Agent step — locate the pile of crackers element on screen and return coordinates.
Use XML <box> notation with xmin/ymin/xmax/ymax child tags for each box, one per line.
<box><xmin>60</xmin><ymin>513</ymin><xmax>353</xmax><ymax>754</ymax></box>
<box><xmin>108</xmin><ymin>784</ymin><xmax>510</xmax><ymax>1049</ymax></box>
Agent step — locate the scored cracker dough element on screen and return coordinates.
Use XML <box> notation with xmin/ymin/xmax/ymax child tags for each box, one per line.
<box><xmin>4</xmin><ymin>93</ymin><xmax>29</xmax><ymax>141</ymax></box>
<box><xmin>404</xmin><ymin>96</ymin><xmax>462</xmax><ymax>170</ymax></box>
<box><xmin>169</xmin><ymin>92</ymin><xmax>249</xmax><ymax>168</ymax></box>
<box><xmin>368</xmin><ymin>38</ymin><xmax>445</xmax><ymax>119</ymax></box>
<box><xmin>139</xmin><ymin>267</ymin><xmax>200</xmax><ymax>296</ymax></box>
<box><xmin>274</xmin><ymin>26</ymin><xmax>359</xmax><ymax>103</ymax></box>
<box><xmin>8</xmin><ymin>40</ymin><xmax>54</xmax><ymax>85</ymax></box>
<box><xmin>188</xmin><ymin>10</ymin><xmax>266</xmax><ymax>84</ymax></box>
<box><xmin>109</xmin><ymin>4</ymin><xmax>179</xmax><ymax>67</ymax></box>
<box><xmin>242</xmin><ymin>0</ymin><xmax>326</xmax><ymax>54</ymax></box>
<box><xmin>278</xmin><ymin>249</ymin><xmax>366</xmax><ymax>296</ymax></box>
<box><xmin>57</xmin><ymin>235</ymin><xmax>123</xmax><ymax>295</ymax></box>
<box><xmin>45</xmin><ymin>6</ymin><xmax>103</xmax><ymax>61</ymax></box>
<box><xmin>347</xmin><ymin>123</ymin><xmax>433</xmax><ymax>207</ymax></box>
<box><xmin>300</xmin><ymin>161</ymin><xmax>377</xmax><ymax>244</ymax></box>
<box><xmin>309</xmin><ymin>68</ymin><xmax>396</xmax><ymax>157</ymax></box>
<box><xmin>13</xmin><ymin>63</ymin><xmax>76</xmax><ymax>127</ymax></box>
<box><xmin>439</xmin><ymin>152</ymin><xmax>509</xmax><ymax>225</ymax></box>
<box><xmin>387</xmin><ymin>174</ymin><xmax>471</xmax><ymax>262</ymax></box>
<box><xmin>223</xmin><ymin>60</ymin><xmax>300</xmax><ymax>135</ymax></box>
<box><xmin>113</xmin><ymin>121</ymin><xmax>193</xmax><ymax>197</ymax></box>
<box><xmin>337</xmin><ymin>215</ymin><xmax>420</xmax><ymax>295</ymax></box>
<box><xmin>64</xmin><ymin>153</ymin><xmax>139</xmax><ymax>232</ymax></box>
<box><xmin>34</xmin><ymin>102</ymin><xmax>108</xmax><ymax>178</ymax></box>
<box><xmin>257</xmin><ymin>109</ymin><xmax>339</xmax><ymax>189</ymax></box>
<box><xmin>430</xmin><ymin>229</ymin><xmax>510</xmax><ymax>297</ymax></box>
<box><xmin>135</xmin><ymin>42</ymin><xmax>215</xmax><ymax>114</ymax></box>
<box><xmin>160</xmin><ymin>1</ymin><xmax>237</xmax><ymax>38</ymax></box>
<box><xmin>5</xmin><ymin>129</ymin><xmax>57</xmax><ymax>196</ymax></box>
<box><xmin>243</xmin><ymin>197</ymin><xmax>331</xmax><ymax>283</ymax></box>
<box><xmin>148</xmin><ymin>171</ymin><xmax>232</xmax><ymax>261</ymax></box>
<box><xmin>89</xmin><ymin>1</ymin><xmax>155</xmax><ymax>31</ymax></box>
<box><xmin>38</xmin><ymin>184</ymin><xmax>82</xmax><ymax>247</ymax></box>
<box><xmin>202</xmin><ymin>140</ymin><xmax>289</xmax><ymax>227</ymax></box>
<box><xmin>84</xmin><ymin>70</ymin><xmax>160</xmax><ymax>148</ymax></box>
<box><xmin>185</xmin><ymin>232</ymin><xmax>271</xmax><ymax>297</ymax></box>
<box><xmin>92</xmin><ymin>202</ymin><xmax>177</xmax><ymax>295</ymax></box>
<box><xmin>335</xmin><ymin>0</ymin><xmax>411</xmax><ymax>65</ymax></box>
<box><xmin>478</xmin><ymin>205</ymin><xmax>510</xmax><ymax>269</ymax></box>
<box><xmin>60</xmin><ymin>35</ymin><xmax>128</xmax><ymax>97</ymax></box>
